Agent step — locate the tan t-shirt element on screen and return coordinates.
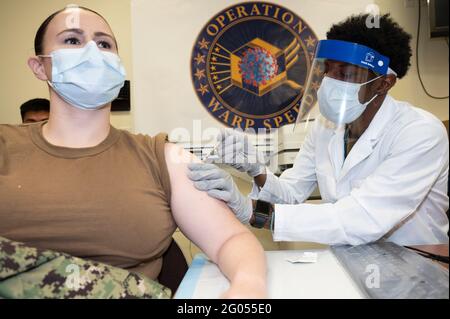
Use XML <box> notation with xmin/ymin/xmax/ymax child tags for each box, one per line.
<box><xmin>0</xmin><ymin>122</ymin><xmax>177</xmax><ymax>280</ymax></box>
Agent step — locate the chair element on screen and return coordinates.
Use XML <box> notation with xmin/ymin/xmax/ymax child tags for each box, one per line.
<box><xmin>158</xmin><ymin>239</ymin><xmax>188</xmax><ymax>295</ymax></box>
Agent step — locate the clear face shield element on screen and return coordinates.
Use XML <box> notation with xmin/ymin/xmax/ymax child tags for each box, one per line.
<box><xmin>295</xmin><ymin>40</ymin><xmax>396</xmax><ymax>129</ymax></box>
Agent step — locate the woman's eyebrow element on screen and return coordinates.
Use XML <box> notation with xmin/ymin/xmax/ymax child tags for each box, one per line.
<box><xmin>55</xmin><ymin>29</ymin><xmax>114</xmax><ymax>40</ymax></box>
<box><xmin>56</xmin><ymin>28</ymin><xmax>84</xmax><ymax>36</ymax></box>
<box><xmin>94</xmin><ymin>31</ymin><xmax>114</xmax><ymax>40</ymax></box>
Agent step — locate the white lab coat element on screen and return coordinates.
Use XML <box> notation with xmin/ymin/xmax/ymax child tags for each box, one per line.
<box><xmin>250</xmin><ymin>95</ymin><xmax>449</xmax><ymax>245</ymax></box>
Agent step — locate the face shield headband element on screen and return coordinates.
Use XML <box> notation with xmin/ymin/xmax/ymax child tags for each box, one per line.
<box><xmin>315</xmin><ymin>39</ymin><xmax>397</xmax><ymax>76</ymax></box>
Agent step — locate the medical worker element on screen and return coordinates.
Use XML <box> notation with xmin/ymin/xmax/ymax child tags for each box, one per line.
<box><xmin>187</xmin><ymin>14</ymin><xmax>449</xmax><ymax>246</ymax></box>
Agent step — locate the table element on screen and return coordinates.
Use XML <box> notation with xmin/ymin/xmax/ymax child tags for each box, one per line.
<box><xmin>175</xmin><ymin>249</ymin><xmax>365</xmax><ymax>299</ymax></box>
<box><xmin>175</xmin><ymin>244</ymin><xmax>449</xmax><ymax>299</ymax></box>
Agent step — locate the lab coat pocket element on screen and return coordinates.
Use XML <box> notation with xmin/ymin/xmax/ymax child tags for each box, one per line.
<box><xmin>315</xmin><ymin>170</ymin><xmax>336</xmax><ymax>202</ymax></box>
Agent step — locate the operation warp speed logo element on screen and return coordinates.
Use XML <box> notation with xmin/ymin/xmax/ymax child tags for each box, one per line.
<box><xmin>191</xmin><ymin>2</ymin><xmax>318</xmax><ymax>130</ymax></box>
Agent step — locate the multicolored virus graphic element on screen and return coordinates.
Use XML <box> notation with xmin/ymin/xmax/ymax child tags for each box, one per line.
<box><xmin>230</xmin><ymin>38</ymin><xmax>288</xmax><ymax>96</ymax></box>
<box><xmin>238</xmin><ymin>47</ymin><xmax>279</xmax><ymax>87</ymax></box>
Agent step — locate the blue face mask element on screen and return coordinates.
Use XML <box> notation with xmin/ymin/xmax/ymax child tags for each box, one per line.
<box><xmin>40</xmin><ymin>41</ymin><xmax>126</xmax><ymax>110</ymax></box>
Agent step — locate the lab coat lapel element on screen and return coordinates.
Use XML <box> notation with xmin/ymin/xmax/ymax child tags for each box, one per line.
<box><xmin>339</xmin><ymin>139</ymin><xmax>375</xmax><ymax>180</ymax></box>
<box><xmin>338</xmin><ymin>95</ymin><xmax>396</xmax><ymax>181</ymax></box>
<box><xmin>328</xmin><ymin>126</ymin><xmax>345</xmax><ymax>179</ymax></box>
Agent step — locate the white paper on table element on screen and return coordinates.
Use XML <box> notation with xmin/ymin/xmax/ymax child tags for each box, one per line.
<box><xmin>285</xmin><ymin>252</ymin><xmax>318</xmax><ymax>263</ymax></box>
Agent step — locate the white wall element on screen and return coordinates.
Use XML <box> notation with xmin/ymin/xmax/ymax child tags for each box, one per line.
<box><xmin>376</xmin><ymin>0</ymin><xmax>449</xmax><ymax>120</ymax></box>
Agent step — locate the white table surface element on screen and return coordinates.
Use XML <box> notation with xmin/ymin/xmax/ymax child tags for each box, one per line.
<box><xmin>175</xmin><ymin>249</ymin><xmax>365</xmax><ymax>299</ymax></box>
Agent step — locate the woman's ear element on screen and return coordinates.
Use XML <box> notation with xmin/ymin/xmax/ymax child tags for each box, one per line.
<box><xmin>28</xmin><ymin>57</ymin><xmax>49</xmax><ymax>81</ymax></box>
<box><xmin>377</xmin><ymin>74</ymin><xmax>397</xmax><ymax>95</ymax></box>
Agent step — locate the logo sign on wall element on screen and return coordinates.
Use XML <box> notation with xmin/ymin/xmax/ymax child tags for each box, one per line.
<box><xmin>191</xmin><ymin>1</ymin><xmax>318</xmax><ymax>131</ymax></box>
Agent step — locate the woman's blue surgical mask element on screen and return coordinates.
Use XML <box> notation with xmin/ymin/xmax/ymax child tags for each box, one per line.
<box><xmin>39</xmin><ymin>41</ymin><xmax>126</xmax><ymax>110</ymax></box>
<box><xmin>317</xmin><ymin>75</ymin><xmax>382</xmax><ymax>124</ymax></box>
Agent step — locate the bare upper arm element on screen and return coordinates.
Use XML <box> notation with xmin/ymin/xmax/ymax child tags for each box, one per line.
<box><xmin>164</xmin><ymin>142</ymin><xmax>249</xmax><ymax>263</ymax></box>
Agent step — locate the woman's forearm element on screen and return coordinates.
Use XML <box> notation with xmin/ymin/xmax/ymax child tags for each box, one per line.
<box><xmin>216</xmin><ymin>231</ymin><xmax>267</xmax><ymax>298</ymax></box>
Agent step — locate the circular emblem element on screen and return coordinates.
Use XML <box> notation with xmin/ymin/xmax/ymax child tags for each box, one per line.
<box><xmin>191</xmin><ymin>1</ymin><xmax>318</xmax><ymax>130</ymax></box>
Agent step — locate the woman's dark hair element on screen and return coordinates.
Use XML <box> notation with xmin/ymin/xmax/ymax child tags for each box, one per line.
<box><xmin>34</xmin><ymin>6</ymin><xmax>116</xmax><ymax>55</ymax></box>
<box><xmin>326</xmin><ymin>13</ymin><xmax>412</xmax><ymax>78</ymax></box>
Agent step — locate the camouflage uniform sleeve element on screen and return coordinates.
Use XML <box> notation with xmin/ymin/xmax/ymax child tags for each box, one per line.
<box><xmin>0</xmin><ymin>237</ymin><xmax>171</xmax><ymax>299</ymax></box>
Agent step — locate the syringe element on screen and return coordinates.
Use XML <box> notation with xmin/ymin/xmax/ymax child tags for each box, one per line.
<box><xmin>203</xmin><ymin>143</ymin><xmax>220</xmax><ymax>163</ymax></box>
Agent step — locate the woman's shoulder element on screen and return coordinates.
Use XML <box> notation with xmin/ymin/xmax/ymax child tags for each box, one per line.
<box><xmin>117</xmin><ymin>128</ymin><xmax>171</xmax><ymax>169</ymax></box>
<box><xmin>117</xmin><ymin>129</ymin><xmax>173</xmax><ymax>199</ymax></box>
<box><xmin>118</xmin><ymin>129</ymin><xmax>167</xmax><ymax>142</ymax></box>
<box><xmin>0</xmin><ymin>123</ymin><xmax>31</xmax><ymax>141</ymax></box>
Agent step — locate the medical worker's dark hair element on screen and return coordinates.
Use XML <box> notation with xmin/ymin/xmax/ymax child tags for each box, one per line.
<box><xmin>34</xmin><ymin>6</ymin><xmax>117</xmax><ymax>55</ymax></box>
<box><xmin>326</xmin><ymin>13</ymin><xmax>412</xmax><ymax>78</ymax></box>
